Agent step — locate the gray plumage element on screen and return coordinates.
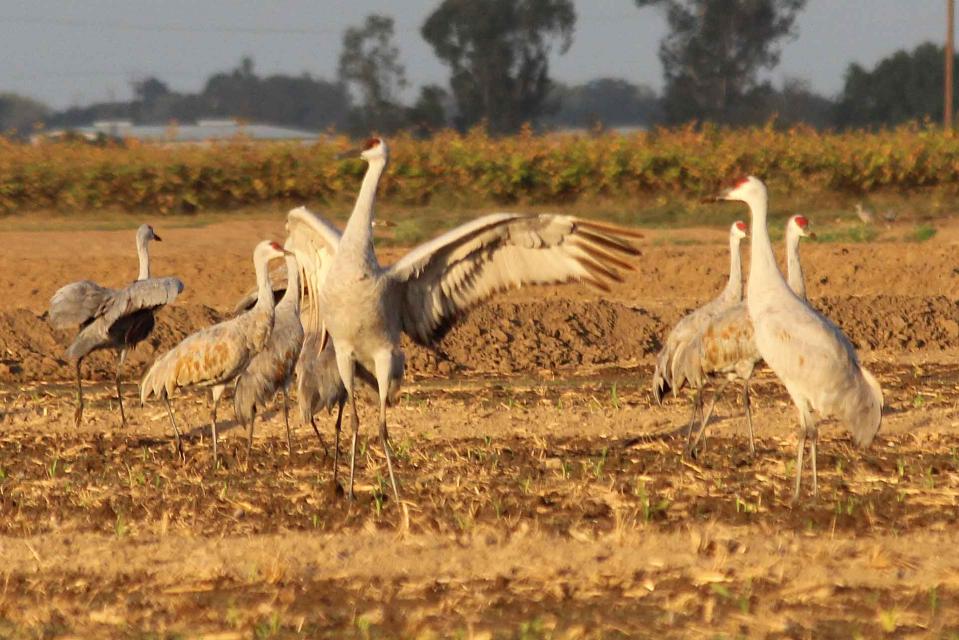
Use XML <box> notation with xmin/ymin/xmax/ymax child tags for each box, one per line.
<box><xmin>48</xmin><ymin>224</ymin><xmax>182</xmax><ymax>427</ymax></box>
<box><xmin>232</xmin><ymin>265</ymin><xmax>289</xmax><ymax>315</ymax></box>
<box><xmin>48</xmin><ymin>281</ymin><xmax>113</xmax><ymax>331</ymax></box>
<box><xmin>676</xmin><ymin>215</ymin><xmax>813</xmax><ymax>456</ymax></box>
<box><xmin>64</xmin><ymin>278</ymin><xmax>184</xmax><ymax>361</ymax></box>
<box><xmin>139</xmin><ymin>240</ymin><xmax>287</xmax><ymax>465</ymax></box>
<box><xmin>232</xmin><ymin>253</ymin><xmax>304</xmax><ymax>453</ymax></box>
<box><xmin>651</xmin><ymin>221</ymin><xmax>747</xmax><ymax>405</ymax></box>
<box><xmin>713</xmin><ymin>177</ymin><xmax>882</xmax><ymax>501</ymax></box>
<box><xmin>287</xmin><ymin>137</ymin><xmax>642</xmax><ymax>503</ymax></box>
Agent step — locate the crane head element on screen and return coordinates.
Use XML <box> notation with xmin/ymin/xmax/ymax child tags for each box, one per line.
<box><xmin>704</xmin><ymin>175</ymin><xmax>767</xmax><ymax>204</ymax></box>
<box><xmin>137</xmin><ymin>223</ymin><xmax>162</xmax><ymax>243</ymax></box>
<box><xmin>254</xmin><ymin>240</ymin><xmax>291</xmax><ymax>268</ymax></box>
<box><xmin>336</xmin><ymin>136</ymin><xmax>390</xmax><ymax>162</ymax></box>
<box><xmin>731</xmin><ymin>220</ymin><xmax>748</xmax><ymax>239</ymax></box>
<box><xmin>788</xmin><ymin>214</ymin><xmax>816</xmax><ymax>240</ymax></box>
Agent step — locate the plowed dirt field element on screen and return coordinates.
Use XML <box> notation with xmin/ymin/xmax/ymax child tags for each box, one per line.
<box><xmin>1</xmin><ymin>214</ymin><xmax>958</xmax><ymax>638</ymax></box>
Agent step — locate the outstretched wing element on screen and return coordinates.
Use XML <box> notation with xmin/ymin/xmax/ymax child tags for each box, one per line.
<box><xmin>48</xmin><ymin>280</ymin><xmax>115</xmax><ymax>330</ymax></box>
<box><xmin>387</xmin><ymin>213</ymin><xmax>642</xmax><ymax>346</ymax></box>
<box><xmin>284</xmin><ymin>206</ymin><xmax>340</xmax><ymax>334</ymax></box>
<box><xmin>232</xmin><ymin>265</ymin><xmax>288</xmax><ymax>315</ymax></box>
<box><xmin>66</xmin><ymin>277</ymin><xmax>184</xmax><ymax>360</ymax></box>
<box><xmin>96</xmin><ymin>277</ymin><xmax>185</xmax><ymax>327</ymax></box>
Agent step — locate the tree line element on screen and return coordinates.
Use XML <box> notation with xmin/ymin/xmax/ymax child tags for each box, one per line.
<box><xmin>0</xmin><ymin>0</ymin><xmax>953</xmax><ymax>136</ymax></box>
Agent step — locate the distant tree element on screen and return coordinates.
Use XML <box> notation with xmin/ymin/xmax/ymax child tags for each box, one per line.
<box><xmin>636</xmin><ymin>0</ymin><xmax>807</xmax><ymax>124</ymax></box>
<box><xmin>834</xmin><ymin>43</ymin><xmax>955</xmax><ymax>128</ymax></box>
<box><xmin>543</xmin><ymin>77</ymin><xmax>662</xmax><ymax>129</ymax></box>
<box><xmin>203</xmin><ymin>56</ymin><xmax>261</xmax><ymax>117</ymax></box>
<box><xmin>46</xmin><ymin>58</ymin><xmax>352</xmax><ymax>131</ymax></box>
<box><xmin>0</xmin><ymin>93</ymin><xmax>50</xmax><ymax>135</ymax></box>
<box><xmin>406</xmin><ymin>85</ymin><xmax>450</xmax><ymax>135</ymax></box>
<box><xmin>422</xmin><ymin>0</ymin><xmax>576</xmax><ymax>133</ymax></box>
<box><xmin>338</xmin><ymin>14</ymin><xmax>409</xmax><ymax>133</ymax></box>
<box><xmin>132</xmin><ymin>77</ymin><xmax>171</xmax><ymax>104</ymax></box>
<box><xmin>202</xmin><ymin>58</ymin><xmax>352</xmax><ymax>130</ymax></box>
<box><xmin>767</xmin><ymin>77</ymin><xmax>835</xmax><ymax>128</ymax></box>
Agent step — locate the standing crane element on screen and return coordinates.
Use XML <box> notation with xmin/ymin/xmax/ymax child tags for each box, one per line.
<box><xmin>650</xmin><ymin>220</ymin><xmax>747</xmax><ymax>432</ymax></box>
<box><xmin>286</xmin><ymin>137</ymin><xmax>643</xmax><ymax>504</ymax></box>
<box><xmin>48</xmin><ymin>224</ymin><xmax>183</xmax><ymax>428</ymax></box>
<box><xmin>708</xmin><ymin>177</ymin><xmax>882</xmax><ymax>500</ymax></box>
<box><xmin>231</xmin><ymin>248</ymin><xmax>306</xmax><ymax>455</ymax></box>
<box><xmin>676</xmin><ymin>214</ymin><xmax>814</xmax><ymax>457</ymax></box>
<box><xmin>140</xmin><ymin>240</ymin><xmax>288</xmax><ymax>465</ymax></box>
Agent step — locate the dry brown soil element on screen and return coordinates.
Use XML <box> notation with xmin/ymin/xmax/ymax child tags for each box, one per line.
<box><xmin>1</xmin><ymin>214</ymin><xmax>959</xmax><ymax>638</ymax></box>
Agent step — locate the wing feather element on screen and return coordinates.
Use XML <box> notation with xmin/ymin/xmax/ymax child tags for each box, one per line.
<box><xmin>387</xmin><ymin>213</ymin><xmax>641</xmax><ymax>346</ymax></box>
<box><xmin>65</xmin><ymin>277</ymin><xmax>184</xmax><ymax>360</ymax></box>
<box><xmin>284</xmin><ymin>206</ymin><xmax>340</xmax><ymax>335</ymax></box>
<box><xmin>48</xmin><ymin>280</ymin><xmax>115</xmax><ymax>330</ymax></box>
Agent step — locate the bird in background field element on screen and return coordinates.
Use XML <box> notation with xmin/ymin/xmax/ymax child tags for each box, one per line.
<box><xmin>139</xmin><ymin>240</ymin><xmax>288</xmax><ymax>465</ymax></box>
<box><xmin>48</xmin><ymin>224</ymin><xmax>183</xmax><ymax>428</ymax></box>
<box><xmin>709</xmin><ymin>176</ymin><xmax>882</xmax><ymax>501</ymax></box>
<box><xmin>286</xmin><ymin>136</ymin><xmax>643</xmax><ymax>505</ymax></box>
<box><xmin>855</xmin><ymin>203</ymin><xmax>875</xmax><ymax>225</ymax></box>
<box><xmin>651</xmin><ymin>220</ymin><xmax>747</xmax><ymax>419</ymax></box>
<box><xmin>677</xmin><ymin>214</ymin><xmax>814</xmax><ymax>457</ymax></box>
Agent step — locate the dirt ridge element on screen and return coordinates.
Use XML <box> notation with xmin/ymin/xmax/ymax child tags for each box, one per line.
<box><xmin>3</xmin><ymin>294</ymin><xmax>957</xmax><ymax>384</ymax></box>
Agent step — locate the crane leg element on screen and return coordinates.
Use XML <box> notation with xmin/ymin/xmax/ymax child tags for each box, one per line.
<box><xmin>163</xmin><ymin>395</ymin><xmax>185</xmax><ymax>463</ymax></box>
<box><xmin>210</xmin><ymin>385</ymin><xmax>225</xmax><ymax>469</ymax></box>
<box><xmin>308</xmin><ymin>414</ymin><xmax>329</xmax><ymax>457</ymax></box>
<box><xmin>791</xmin><ymin>406</ymin><xmax>818</xmax><ymax>503</ymax></box>
<box><xmin>688</xmin><ymin>380</ymin><xmax>730</xmax><ymax>457</ymax></box>
<box><xmin>792</xmin><ymin>416</ymin><xmax>808</xmax><ymax>504</ymax></box>
<box><xmin>809</xmin><ymin>422</ymin><xmax>819</xmax><ymax>498</ymax></box>
<box><xmin>73</xmin><ymin>359</ymin><xmax>84</xmax><ymax>428</ymax></box>
<box><xmin>281</xmin><ymin>388</ymin><xmax>292</xmax><ymax>455</ymax></box>
<box><xmin>347</xmin><ymin>390</ymin><xmax>360</xmax><ymax>501</ymax></box>
<box><xmin>330</xmin><ymin>399</ymin><xmax>344</xmax><ymax>493</ymax></box>
<box><xmin>743</xmin><ymin>380</ymin><xmax>755</xmax><ymax>456</ymax></box>
<box><xmin>378</xmin><ymin>404</ymin><xmax>400</xmax><ymax>506</ymax></box>
<box><xmin>245</xmin><ymin>407</ymin><xmax>256</xmax><ymax>471</ymax></box>
<box><xmin>115</xmin><ymin>349</ymin><xmax>128</xmax><ymax>428</ymax></box>
<box><xmin>684</xmin><ymin>388</ymin><xmax>703</xmax><ymax>450</ymax></box>
<box><xmin>209</xmin><ymin>407</ymin><xmax>219</xmax><ymax>470</ymax></box>
<box><xmin>374</xmin><ymin>350</ymin><xmax>401</xmax><ymax>507</ymax></box>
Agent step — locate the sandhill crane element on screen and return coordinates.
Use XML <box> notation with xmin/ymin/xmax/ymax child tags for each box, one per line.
<box><xmin>48</xmin><ymin>224</ymin><xmax>183</xmax><ymax>428</ymax></box>
<box><xmin>854</xmin><ymin>203</ymin><xmax>874</xmax><ymax>225</ymax></box>
<box><xmin>231</xmin><ymin>249</ymin><xmax>307</xmax><ymax>454</ymax></box>
<box><xmin>650</xmin><ymin>221</ymin><xmax>747</xmax><ymax>431</ymax></box>
<box><xmin>677</xmin><ymin>214</ymin><xmax>814</xmax><ymax>457</ymax></box>
<box><xmin>140</xmin><ymin>240</ymin><xmax>288</xmax><ymax>465</ymax></box>
<box><xmin>709</xmin><ymin>177</ymin><xmax>882</xmax><ymax>500</ymax></box>
<box><xmin>286</xmin><ymin>137</ymin><xmax>642</xmax><ymax>504</ymax></box>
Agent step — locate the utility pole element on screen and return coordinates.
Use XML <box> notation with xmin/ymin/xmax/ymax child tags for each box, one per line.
<box><xmin>947</xmin><ymin>0</ymin><xmax>955</xmax><ymax>129</ymax></box>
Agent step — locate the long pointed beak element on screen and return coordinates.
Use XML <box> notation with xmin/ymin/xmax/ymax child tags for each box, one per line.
<box><xmin>335</xmin><ymin>147</ymin><xmax>363</xmax><ymax>160</ymax></box>
<box><xmin>701</xmin><ymin>187</ymin><xmax>732</xmax><ymax>204</ymax></box>
<box><xmin>283</xmin><ymin>249</ymin><xmax>294</xmax><ymax>257</ymax></box>
<box><xmin>807</xmin><ymin>232</ymin><xmax>818</xmax><ymax>240</ymax></box>
<box><xmin>153</xmin><ymin>234</ymin><xmax>163</xmax><ymax>242</ymax></box>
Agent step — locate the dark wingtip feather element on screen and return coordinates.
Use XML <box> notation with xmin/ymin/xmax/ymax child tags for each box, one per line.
<box><xmin>577</xmin><ymin>219</ymin><xmax>645</xmax><ymax>240</ymax></box>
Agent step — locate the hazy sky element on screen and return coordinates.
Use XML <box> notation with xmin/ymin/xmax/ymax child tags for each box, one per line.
<box><xmin>0</xmin><ymin>0</ymin><xmax>947</xmax><ymax>109</ymax></box>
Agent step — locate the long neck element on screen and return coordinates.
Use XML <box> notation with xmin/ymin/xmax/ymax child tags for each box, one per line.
<box><xmin>136</xmin><ymin>237</ymin><xmax>150</xmax><ymax>280</ymax></box>
<box><xmin>278</xmin><ymin>256</ymin><xmax>300</xmax><ymax>313</ymax></box>
<box><xmin>253</xmin><ymin>256</ymin><xmax>276</xmax><ymax>314</ymax></box>
<box><xmin>340</xmin><ymin>157</ymin><xmax>387</xmax><ymax>257</ymax></box>
<box><xmin>720</xmin><ymin>234</ymin><xmax>743</xmax><ymax>301</ymax></box>
<box><xmin>786</xmin><ymin>231</ymin><xmax>806</xmax><ymax>300</ymax></box>
<box><xmin>747</xmin><ymin>192</ymin><xmax>784</xmax><ymax>294</ymax></box>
